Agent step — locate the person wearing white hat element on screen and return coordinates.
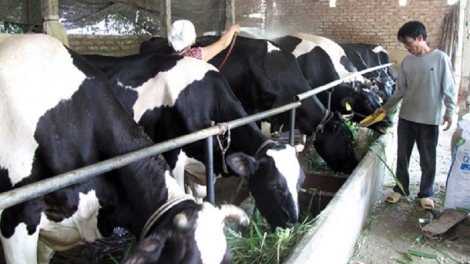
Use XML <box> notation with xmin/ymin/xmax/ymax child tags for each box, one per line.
<box><xmin>168</xmin><ymin>19</ymin><xmax>240</xmax><ymax>62</ymax></box>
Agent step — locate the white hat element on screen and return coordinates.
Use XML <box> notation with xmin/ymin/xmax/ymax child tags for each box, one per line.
<box><xmin>168</xmin><ymin>20</ymin><xmax>196</xmax><ymax>52</ymax></box>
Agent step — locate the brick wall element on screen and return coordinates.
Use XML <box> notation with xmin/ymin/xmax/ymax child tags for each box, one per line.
<box><xmin>236</xmin><ymin>0</ymin><xmax>453</xmax><ymax>50</ymax></box>
<box><xmin>68</xmin><ymin>34</ymin><xmax>156</xmax><ymax>55</ymax></box>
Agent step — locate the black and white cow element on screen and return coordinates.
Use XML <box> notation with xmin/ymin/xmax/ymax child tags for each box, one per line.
<box><xmin>339</xmin><ymin>43</ymin><xmax>397</xmax><ymax>103</ymax></box>
<box><xmin>0</xmin><ymin>33</ymin><xmax>249</xmax><ymax>264</ymax></box>
<box><xmin>140</xmin><ymin>36</ymin><xmax>359</xmax><ymax>174</ymax></box>
<box><xmin>290</xmin><ymin>32</ymin><xmax>364</xmax><ymax>83</ymax></box>
<box><xmin>271</xmin><ymin>35</ymin><xmax>393</xmax><ymax>134</ymax></box>
<box><xmin>82</xmin><ymin>53</ymin><xmax>306</xmax><ymax>229</ymax></box>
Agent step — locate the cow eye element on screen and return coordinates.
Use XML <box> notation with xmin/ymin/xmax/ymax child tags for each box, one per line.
<box><xmin>270</xmin><ymin>182</ymin><xmax>277</xmax><ymax>189</ymax></box>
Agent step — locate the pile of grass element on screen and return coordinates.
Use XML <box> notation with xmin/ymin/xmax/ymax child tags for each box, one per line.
<box><xmin>352</xmin><ymin>125</ymin><xmax>381</xmax><ymax>160</ymax></box>
<box><xmin>300</xmin><ymin>124</ymin><xmax>381</xmax><ymax>173</ymax></box>
<box><xmin>226</xmin><ymin>192</ymin><xmax>318</xmax><ymax>264</ymax></box>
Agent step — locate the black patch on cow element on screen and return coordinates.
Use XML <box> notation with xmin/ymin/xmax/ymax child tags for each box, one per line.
<box><xmin>0</xmin><ymin>168</ymin><xmax>12</xmax><ymax>193</ymax></box>
<box><xmin>340</xmin><ymin>55</ymin><xmax>357</xmax><ymax>73</ymax></box>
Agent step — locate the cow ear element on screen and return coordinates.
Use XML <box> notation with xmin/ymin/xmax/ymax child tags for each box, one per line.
<box><xmin>122</xmin><ymin>234</ymin><xmax>165</xmax><ymax>264</ymax></box>
<box><xmin>226</xmin><ymin>152</ymin><xmax>259</xmax><ymax>176</ymax></box>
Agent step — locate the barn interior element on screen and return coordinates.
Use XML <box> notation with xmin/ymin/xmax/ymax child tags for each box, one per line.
<box><xmin>1</xmin><ymin>0</ymin><xmax>470</xmax><ymax>264</ymax></box>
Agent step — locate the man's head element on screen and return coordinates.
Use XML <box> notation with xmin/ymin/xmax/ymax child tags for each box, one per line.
<box><xmin>169</xmin><ymin>20</ymin><xmax>197</xmax><ymax>52</ymax></box>
<box><xmin>397</xmin><ymin>21</ymin><xmax>429</xmax><ymax>55</ymax></box>
<box><xmin>397</xmin><ymin>21</ymin><xmax>427</xmax><ymax>42</ymax></box>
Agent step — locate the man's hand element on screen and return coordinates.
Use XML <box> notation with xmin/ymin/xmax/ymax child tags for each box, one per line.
<box><xmin>443</xmin><ymin>116</ymin><xmax>452</xmax><ymax>131</ymax></box>
<box><xmin>375</xmin><ymin>108</ymin><xmax>387</xmax><ymax>115</ymax></box>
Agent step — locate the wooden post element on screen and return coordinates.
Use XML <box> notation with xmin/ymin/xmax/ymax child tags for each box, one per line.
<box><xmin>458</xmin><ymin>0</ymin><xmax>470</xmax><ymax>121</ymax></box>
<box><xmin>266</xmin><ymin>0</ymin><xmax>274</xmax><ymax>35</ymax></box>
<box><xmin>160</xmin><ymin>0</ymin><xmax>172</xmax><ymax>38</ymax></box>
<box><xmin>41</xmin><ymin>0</ymin><xmax>69</xmax><ymax>47</ymax></box>
<box><xmin>226</xmin><ymin>0</ymin><xmax>235</xmax><ymax>27</ymax></box>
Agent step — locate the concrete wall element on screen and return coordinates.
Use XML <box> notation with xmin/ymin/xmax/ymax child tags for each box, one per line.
<box><xmin>284</xmin><ymin>130</ymin><xmax>396</xmax><ymax>264</ymax></box>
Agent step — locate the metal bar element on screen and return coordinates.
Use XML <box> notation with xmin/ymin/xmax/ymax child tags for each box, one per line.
<box><xmin>0</xmin><ymin>102</ymin><xmax>301</xmax><ymax>211</ymax></box>
<box><xmin>205</xmin><ymin>136</ymin><xmax>215</xmax><ymax>205</ymax></box>
<box><xmin>289</xmin><ymin>108</ymin><xmax>296</xmax><ymax>146</ymax></box>
<box><xmin>295</xmin><ymin>63</ymin><xmax>393</xmax><ymax>101</ymax></box>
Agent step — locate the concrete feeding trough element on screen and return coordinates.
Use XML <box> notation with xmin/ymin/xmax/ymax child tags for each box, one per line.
<box><xmin>284</xmin><ymin>131</ymin><xmax>396</xmax><ymax>264</ymax></box>
<box><xmin>216</xmin><ymin>128</ymin><xmax>396</xmax><ymax>263</ymax></box>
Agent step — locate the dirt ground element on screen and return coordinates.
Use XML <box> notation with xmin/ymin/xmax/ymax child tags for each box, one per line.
<box><xmin>348</xmin><ymin>115</ymin><xmax>470</xmax><ymax>264</ymax></box>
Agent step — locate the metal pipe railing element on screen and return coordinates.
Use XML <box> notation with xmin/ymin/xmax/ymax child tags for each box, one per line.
<box><xmin>0</xmin><ymin>102</ymin><xmax>301</xmax><ymax>211</ymax></box>
<box><xmin>295</xmin><ymin>63</ymin><xmax>393</xmax><ymax>101</ymax></box>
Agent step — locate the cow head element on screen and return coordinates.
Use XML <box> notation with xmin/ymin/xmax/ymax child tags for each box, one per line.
<box><xmin>343</xmin><ymin>82</ymin><xmax>393</xmax><ymax>134</ymax></box>
<box><xmin>374</xmin><ymin>76</ymin><xmax>396</xmax><ymax>103</ymax></box>
<box><xmin>122</xmin><ymin>202</ymin><xmax>249</xmax><ymax>264</ymax></box>
<box><xmin>310</xmin><ymin>111</ymin><xmax>358</xmax><ymax>173</ymax></box>
<box><xmin>226</xmin><ymin>144</ymin><xmax>305</xmax><ymax>229</ymax></box>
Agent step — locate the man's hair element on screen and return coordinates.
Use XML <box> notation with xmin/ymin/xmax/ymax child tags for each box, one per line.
<box><xmin>397</xmin><ymin>21</ymin><xmax>427</xmax><ymax>42</ymax></box>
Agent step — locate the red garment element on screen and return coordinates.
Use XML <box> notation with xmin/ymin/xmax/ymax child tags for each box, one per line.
<box><xmin>179</xmin><ymin>47</ymin><xmax>203</xmax><ymax>60</ymax></box>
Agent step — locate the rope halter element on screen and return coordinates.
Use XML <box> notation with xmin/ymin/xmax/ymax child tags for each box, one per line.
<box><xmin>255</xmin><ymin>139</ymin><xmax>278</xmax><ymax>157</ymax></box>
<box><xmin>309</xmin><ymin>110</ymin><xmax>334</xmax><ymax>146</ymax></box>
<box><xmin>216</xmin><ymin>123</ymin><xmax>231</xmax><ymax>174</ymax></box>
<box><xmin>140</xmin><ymin>194</ymin><xmax>196</xmax><ymax>241</ymax></box>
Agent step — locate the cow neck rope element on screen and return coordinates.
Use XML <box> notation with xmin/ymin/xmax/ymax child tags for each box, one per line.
<box><xmin>309</xmin><ymin>110</ymin><xmax>334</xmax><ymax>145</ymax></box>
<box><xmin>216</xmin><ymin>123</ymin><xmax>231</xmax><ymax>173</ymax></box>
<box><xmin>140</xmin><ymin>195</ymin><xmax>195</xmax><ymax>241</ymax></box>
<box><xmin>326</xmin><ymin>88</ymin><xmax>334</xmax><ymax>111</ymax></box>
<box><xmin>218</xmin><ymin>32</ymin><xmax>238</xmax><ymax>71</ymax></box>
<box><xmin>255</xmin><ymin>139</ymin><xmax>278</xmax><ymax>157</ymax></box>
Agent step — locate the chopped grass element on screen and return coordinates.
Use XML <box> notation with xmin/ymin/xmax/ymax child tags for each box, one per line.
<box><xmin>226</xmin><ymin>208</ymin><xmax>318</xmax><ymax>264</ymax></box>
<box><xmin>429</xmin><ymin>243</ymin><xmax>463</xmax><ymax>264</ymax></box>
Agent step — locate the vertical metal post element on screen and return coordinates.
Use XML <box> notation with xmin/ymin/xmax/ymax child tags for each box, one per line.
<box><xmin>205</xmin><ymin>136</ymin><xmax>215</xmax><ymax>205</ymax></box>
<box><xmin>289</xmin><ymin>108</ymin><xmax>296</xmax><ymax>146</ymax></box>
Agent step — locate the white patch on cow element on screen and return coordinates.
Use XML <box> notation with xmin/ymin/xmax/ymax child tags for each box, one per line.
<box><xmin>38</xmin><ymin>190</ymin><xmax>102</xmax><ymax>252</ymax></box>
<box><xmin>292</xmin><ymin>39</ymin><xmax>317</xmax><ymax>58</ymax></box>
<box><xmin>0</xmin><ymin>34</ymin><xmax>86</xmax><ymax>186</ymax></box>
<box><xmin>289</xmin><ymin>32</ymin><xmax>365</xmax><ymax>82</ymax></box>
<box><xmin>0</xmin><ymin>222</ymin><xmax>39</xmax><ymax>263</ymax></box>
<box><xmin>195</xmin><ymin>202</ymin><xmax>227</xmax><ymax>264</ymax></box>
<box><xmin>267</xmin><ymin>41</ymin><xmax>281</xmax><ymax>53</ymax></box>
<box><xmin>372</xmin><ymin>45</ymin><xmax>387</xmax><ymax>54</ymax></box>
<box><xmin>269</xmin><ymin>145</ymin><xmax>300</xmax><ymax>218</ymax></box>
<box><xmin>117</xmin><ymin>80</ymin><xmax>133</xmax><ymax>90</ymax></box>
<box><xmin>128</xmin><ymin>57</ymin><xmax>217</xmax><ymax>122</ymax></box>
<box><xmin>165</xmin><ymin>170</ymin><xmax>186</xmax><ymax>201</ymax></box>
<box><xmin>363</xmin><ymin>88</ymin><xmax>371</xmax><ymax>93</ymax></box>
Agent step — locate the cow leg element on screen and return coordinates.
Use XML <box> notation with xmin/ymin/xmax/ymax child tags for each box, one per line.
<box><xmin>37</xmin><ymin>240</ymin><xmax>54</xmax><ymax>264</ymax></box>
<box><xmin>260</xmin><ymin>121</ymin><xmax>272</xmax><ymax>137</ymax></box>
<box><xmin>173</xmin><ymin>150</ymin><xmax>188</xmax><ymax>190</ymax></box>
<box><xmin>186</xmin><ymin>181</ymin><xmax>206</xmax><ymax>204</ymax></box>
<box><xmin>184</xmin><ymin>158</ymin><xmax>209</xmax><ymax>203</ymax></box>
<box><xmin>1</xmin><ymin>223</ymin><xmax>40</xmax><ymax>264</ymax></box>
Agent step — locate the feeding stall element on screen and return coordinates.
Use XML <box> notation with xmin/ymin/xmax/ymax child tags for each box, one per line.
<box><xmin>0</xmin><ymin>0</ymin><xmax>465</xmax><ymax>263</ymax></box>
<box><xmin>221</xmin><ymin>124</ymin><xmax>396</xmax><ymax>264</ymax></box>
<box><xmin>284</xmin><ymin>130</ymin><xmax>396</xmax><ymax>264</ymax></box>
